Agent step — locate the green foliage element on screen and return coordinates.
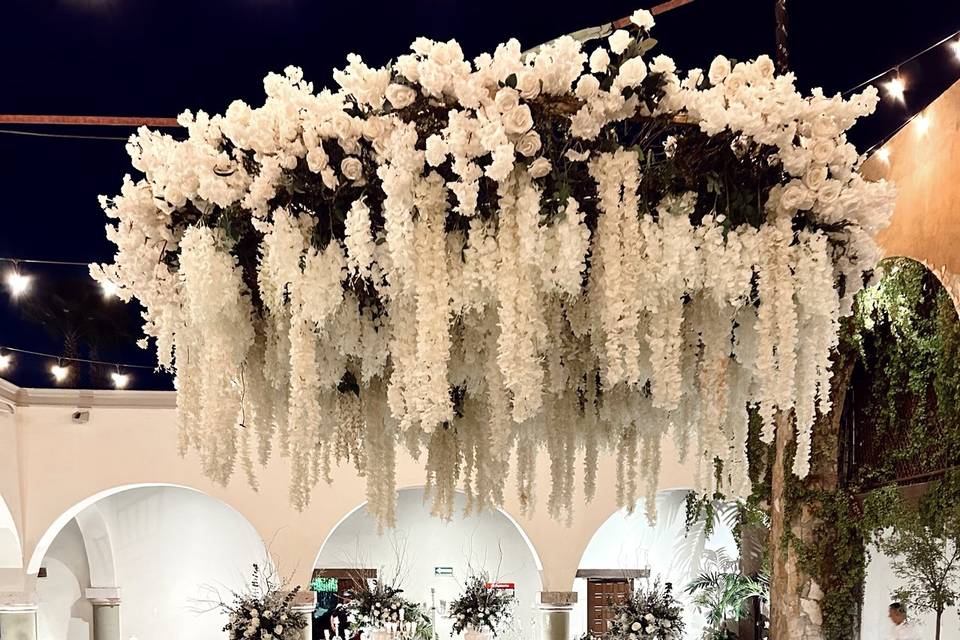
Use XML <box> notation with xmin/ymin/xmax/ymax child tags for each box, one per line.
<box><xmin>684</xmin><ymin>562</ymin><xmax>768</xmax><ymax>640</ymax></box>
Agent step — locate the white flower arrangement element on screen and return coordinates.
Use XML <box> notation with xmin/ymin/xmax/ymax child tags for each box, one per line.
<box><xmin>94</xmin><ymin>18</ymin><xmax>895</xmax><ymax>525</ymax></box>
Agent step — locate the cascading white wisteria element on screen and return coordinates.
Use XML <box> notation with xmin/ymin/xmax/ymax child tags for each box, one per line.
<box><xmin>94</xmin><ymin>10</ymin><xmax>896</xmax><ymax>525</ymax></box>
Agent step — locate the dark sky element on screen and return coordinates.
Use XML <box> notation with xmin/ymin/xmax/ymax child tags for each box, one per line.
<box><xmin>1</xmin><ymin>0</ymin><xmax>958</xmax><ymax>390</ymax></box>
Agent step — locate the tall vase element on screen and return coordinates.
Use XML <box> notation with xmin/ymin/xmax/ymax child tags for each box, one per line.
<box><xmin>463</xmin><ymin>627</ymin><xmax>493</xmax><ymax>640</ymax></box>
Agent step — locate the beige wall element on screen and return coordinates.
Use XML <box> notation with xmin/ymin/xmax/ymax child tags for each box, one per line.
<box><xmin>0</xmin><ymin>381</ymin><xmax>699</xmax><ymax>597</ymax></box>
<box><xmin>864</xmin><ymin>78</ymin><xmax>960</xmax><ymax>309</ymax></box>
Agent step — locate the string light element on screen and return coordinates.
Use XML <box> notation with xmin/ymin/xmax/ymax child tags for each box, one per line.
<box><xmin>875</xmin><ymin>146</ymin><xmax>891</xmax><ymax>164</ymax></box>
<box><xmin>5</xmin><ymin>270</ymin><xmax>31</xmax><ymax>297</ymax></box>
<box><xmin>915</xmin><ymin>112</ymin><xmax>931</xmax><ymax>136</ymax></box>
<box><xmin>883</xmin><ymin>75</ymin><xmax>906</xmax><ymax>102</ymax></box>
<box><xmin>951</xmin><ymin>39</ymin><xmax>960</xmax><ymax>61</ymax></box>
<box><xmin>0</xmin><ymin>353</ymin><xmax>12</xmax><ymax>371</ymax></box>
<box><xmin>100</xmin><ymin>279</ymin><xmax>120</xmax><ymax>298</ymax></box>
<box><xmin>110</xmin><ymin>369</ymin><xmax>130</xmax><ymax>389</ymax></box>
<box><xmin>50</xmin><ymin>361</ymin><xmax>71</xmax><ymax>384</ymax></box>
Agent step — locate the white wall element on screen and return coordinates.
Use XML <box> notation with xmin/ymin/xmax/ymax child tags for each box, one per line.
<box><xmin>0</xmin><ymin>493</ymin><xmax>20</xmax><ymax>568</ymax></box>
<box><xmin>863</xmin><ymin>544</ymin><xmax>960</xmax><ymax>640</ymax></box>
<box><xmin>36</xmin><ymin>486</ymin><xmax>269</xmax><ymax>640</ymax></box>
<box><xmin>315</xmin><ymin>488</ymin><xmax>542</xmax><ymax>640</ymax></box>
<box><xmin>37</xmin><ymin>519</ymin><xmax>94</xmax><ymax>640</ymax></box>
<box><xmin>572</xmin><ymin>489</ymin><xmax>738</xmax><ymax>640</ymax></box>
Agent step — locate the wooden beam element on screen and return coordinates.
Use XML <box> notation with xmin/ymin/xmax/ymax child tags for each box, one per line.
<box><xmin>0</xmin><ymin>114</ymin><xmax>180</xmax><ymax>127</ymax></box>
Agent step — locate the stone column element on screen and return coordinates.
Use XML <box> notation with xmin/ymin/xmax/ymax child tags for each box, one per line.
<box><xmin>537</xmin><ymin>592</ymin><xmax>576</xmax><ymax>640</ymax></box>
<box><xmin>0</xmin><ymin>592</ymin><xmax>38</xmax><ymax>640</ymax></box>
<box><xmin>291</xmin><ymin>590</ymin><xmax>317</xmax><ymax>640</ymax></box>
<box><xmin>87</xmin><ymin>588</ymin><xmax>122</xmax><ymax>640</ymax></box>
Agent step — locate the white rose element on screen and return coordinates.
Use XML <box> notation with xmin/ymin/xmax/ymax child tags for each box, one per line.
<box><xmin>608</xmin><ymin>29</ymin><xmax>631</xmax><ymax>55</ymax></box>
<box><xmin>708</xmin><ymin>55</ymin><xmax>732</xmax><ymax>85</ymax></box>
<box><xmin>385</xmin><ymin>83</ymin><xmax>417</xmax><ymax>109</ymax></box>
<box><xmin>649</xmin><ymin>54</ymin><xmax>676</xmax><ymax>75</ymax></box>
<box><xmin>630</xmin><ymin>622</ymin><xmax>641</xmax><ymax>631</ymax></box>
<box><xmin>811</xmin><ymin>114</ymin><xmax>838</xmax><ymax>139</ymax></box>
<box><xmin>803</xmin><ymin>165</ymin><xmax>828</xmax><ymax>192</ymax></box>
<box><xmin>515</xmin><ymin>70</ymin><xmax>541</xmax><ymax>100</ymax></box>
<box><xmin>630</xmin><ymin>9</ymin><xmax>655</xmax><ymax>30</ymax></box>
<box><xmin>616</xmin><ymin>57</ymin><xmax>647</xmax><ymax>87</ymax></box>
<box><xmin>575</xmin><ymin>75</ymin><xmax>600</xmax><ymax>100</ymax></box>
<box><xmin>494</xmin><ymin>87</ymin><xmax>521</xmax><ymax>113</ymax></box>
<box><xmin>724</xmin><ymin>71</ymin><xmax>747</xmax><ymax>94</ymax></box>
<box><xmin>755</xmin><ymin>54</ymin><xmax>776</xmax><ymax>78</ymax></box>
<box><xmin>817</xmin><ymin>179</ymin><xmax>842</xmax><ymax>204</ymax></box>
<box><xmin>811</xmin><ymin>139</ymin><xmax>835</xmax><ymax>164</ymax></box>
<box><xmin>340</xmin><ymin>157</ymin><xmax>363</xmax><ymax>181</ymax></box>
<box><xmin>644</xmin><ymin>614</ymin><xmax>654</xmax><ymax>621</ymax></box>
<box><xmin>362</xmin><ymin>117</ymin><xmax>387</xmax><ymax>141</ymax></box>
<box><xmin>780</xmin><ymin>181</ymin><xmax>806</xmax><ymax>211</ymax></box>
<box><xmin>515</xmin><ymin>130</ymin><xmax>542</xmax><ymax>157</ymax></box>
<box><xmin>528</xmin><ymin>157</ymin><xmax>552</xmax><ymax>178</ymax></box>
<box><xmin>502</xmin><ymin>104</ymin><xmax>533</xmax><ymax>134</ymax></box>
<box><xmin>425</xmin><ymin>134</ymin><xmax>448</xmax><ymax>167</ymax></box>
<box><xmin>275</xmin><ymin>625</ymin><xmax>284</xmax><ymax>634</ymax></box>
<box><xmin>589</xmin><ymin>48</ymin><xmax>611</xmax><ymax>74</ymax></box>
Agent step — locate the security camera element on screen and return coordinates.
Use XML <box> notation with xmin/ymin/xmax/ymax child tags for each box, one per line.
<box><xmin>72</xmin><ymin>410</ymin><xmax>90</xmax><ymax>424</ymax></box>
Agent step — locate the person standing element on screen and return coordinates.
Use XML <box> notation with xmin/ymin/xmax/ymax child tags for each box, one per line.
<box><xmin>888</xmin><ymin>602</ymin><xmax>921</xmax><ymax>640</ymax></box>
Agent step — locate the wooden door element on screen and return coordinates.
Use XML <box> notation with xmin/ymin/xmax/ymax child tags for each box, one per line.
<box><xmin>587</xmin><ymin>579</ymin><xmax>632</xmax><ymax>635</ymax></box>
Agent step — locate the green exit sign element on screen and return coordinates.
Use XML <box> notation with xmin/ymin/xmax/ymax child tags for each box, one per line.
<box><xmin>434</xmin><ymin>567</ymin><xmax>454</xmax><ymax>576</ymax></box>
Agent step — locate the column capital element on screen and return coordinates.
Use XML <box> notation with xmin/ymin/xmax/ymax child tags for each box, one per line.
<box><xmin>0</xmin><ymin>591</ymin><xmax>39</xmax><ymax>612</ymax></box>
<box><xmin>290</xmin><ymin>589</ymin><xmax>317</xmax><ymax>613</ymax></box>
<box><xmin>538</xmin><ymin>591</ymin><xmax>577</xmax><ymax>609</ymax></box>
<box><xmin>86</xmin><ymin>587</ymin><xmax>122</xmax><ymax>606</ymax></box>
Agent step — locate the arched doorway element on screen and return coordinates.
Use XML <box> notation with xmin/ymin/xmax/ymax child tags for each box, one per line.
<box><xmin>33</xmin><ymin>484</ymin><xmax>269</xmax><ymax>640</ymax></box>
<box><xmin>572</xmin><ymin>489</ymin><xmax>739</xmax><ymax>639</ymax></box>
<box><xmin>313</xmin><ymin>487</ymin><xmax>543</xmax><ymax>640</ymax></box>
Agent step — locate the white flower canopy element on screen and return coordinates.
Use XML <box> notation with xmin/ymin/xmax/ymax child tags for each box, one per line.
<box><xmin>94</xmin><ymin>10</ymin><xmax>895</xmax><ymax>525</ymax></box>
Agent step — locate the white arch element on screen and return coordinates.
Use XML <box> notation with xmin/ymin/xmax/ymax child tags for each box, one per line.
<box><xmin>26</xmin><ymin>482</ymin><xmax>264</xmax><ymax>576</ymax></box>
<box><xmin>312</xmin><ymin>485</ymin><xmax>544</xmax><ymax>572</ymax></box>
<box><xmin>0</xmin><ymin>492</ymin><xmax>22</xmax><ymax>568</ymax></box>
<box><xmin>73</xmin><ymin>504</ymin><xmax>117</xmax><ymax>588</ymax></box>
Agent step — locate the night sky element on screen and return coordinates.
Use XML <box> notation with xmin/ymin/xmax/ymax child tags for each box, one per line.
<box><xmin>1</xmin><ymin>0</ymin><xmax>958</xmax><ymax>390</ymax></box>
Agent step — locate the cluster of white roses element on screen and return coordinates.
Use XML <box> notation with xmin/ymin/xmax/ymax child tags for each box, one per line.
<box><xmin>94</xmin><ymin>10</ymin><xmax>896</xmax><ymax>524</ymax></box>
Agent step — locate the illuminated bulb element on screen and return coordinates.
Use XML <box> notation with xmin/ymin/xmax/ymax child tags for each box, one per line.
<box><xmin>952</xmin><ymin>39</ymin><xmax>960</xmax><ymax>61</ymax></box>
<box><xmin>100</xmin><ymin>279</ymin><xmax>120</xmax><ymax>298</ymax></box>
<box><xmin>915</xmin><ymin>112</ymin><xmax>931</xmax><ymax>136</ymax></box>
<box><xmin>5</xmin><ymin>272</ymin><xmax>31</xmax><ymax>297</ymax></box>
<box><xmin>0</xmin><ymin>353</ymin><xmax>11</xmax><ymax>371</ymax></box>
<box><xmin>50</xmin><ymin>363</ymin><xmax>70</xmax><ymax>383</ymax></box>
<box><xmin>883</xmin><ymin>76</ymin><xmax>905</xmax><ymax>101</ymax></box>
<box><xmin>111</xmin><ymin>371</ymin><xmax>130</xmax><ymax>389</ymax></box>
<box><xmin>875</xmin><ymin>147</ymin><xmax>890</xmax><ymax>164</ymax></box>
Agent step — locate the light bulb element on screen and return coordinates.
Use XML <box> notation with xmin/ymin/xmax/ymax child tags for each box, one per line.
<box><xmin>111</xmin><ymin>371</ymin><xmax>130</xmax><ymax>389</ymax></box>
<box><xmin>100</xmin><ymin>279</ymin><xmax>120</xmax><ymax>298</ymax></box>
<box><xmin>951</xmin><ymin>39</ymin><xmax>960</xmax><ymax>62</ymax></box>
<box><xmin>883</xmin><ymin>76</ymin><xmax>905</xmax><ymax>102</ymax></box>
<box><xmin>0</xmin><ymin>353</ymin><xmax>11</xmax><ymax>371</ymax></box>
<box><xmin>875</xmin><ymin>147</ymin><xmax>890</xmax><ymax>164</ymax></box>
<box><xmin>915</xmin><ymin>112</ymin><xmax>931</xmax><ymax>136</ymax></box>
<box><xmin>50</xmin><ymin>363</ymin><xmax>70</xmax><ymax>383</ymax></box>
<box><xmin>5</xmin><ymin>271</ymin><xmax>31</xmax><ymax>297</ymax></box>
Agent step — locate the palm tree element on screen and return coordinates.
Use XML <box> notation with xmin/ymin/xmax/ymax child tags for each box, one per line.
<box><xmin>684</xmin><ymin>567</ymin><xmax>768</xmax><ymax>640</ymax></box>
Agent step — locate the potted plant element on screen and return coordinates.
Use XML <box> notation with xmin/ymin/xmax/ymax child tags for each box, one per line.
<box><xmin>448</xmin><ymin>574</ymin><xmax>513</xmax><ymax>640</ymax></box>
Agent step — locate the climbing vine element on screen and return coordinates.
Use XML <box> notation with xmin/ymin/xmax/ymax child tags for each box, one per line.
<box><xmin>685</xmin><ymin>257</ymin><xmax>960</xmax><ymax>639</ymax></box>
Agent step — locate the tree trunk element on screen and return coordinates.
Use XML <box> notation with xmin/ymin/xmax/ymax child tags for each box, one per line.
<box><xmin>768</xmin><ymin>357</ymin><xmax>857</xmax><ymax>640</ymax></box>
<box><xmin>935</xmin><ymin>606</ymin><xmax>942</xmax><ymax>640</ymax></box>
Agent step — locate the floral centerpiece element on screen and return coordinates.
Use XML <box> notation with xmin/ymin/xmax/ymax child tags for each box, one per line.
<box><xmin>95</xmin><ymin>8</ymin><xmax>896</xmax><ymax>526</ymax></box>
<box><xmin>341</xmin><ymin>580</ymin><xmax>432</xmax><ymax>639</ymax></box>
<box><xmin>609</xmin><ymin>580</ymin><xmax>684</xmax><ymax>640</ymax></box>
<box><xmin>448</xmin><ymin>575</ymin><xmax>513</xmax><ymax>636</ymax></box>
<box><xmin>220</xmin><ymin>564</ymin><xmax>308</xmax><ymax>640</ymax></box>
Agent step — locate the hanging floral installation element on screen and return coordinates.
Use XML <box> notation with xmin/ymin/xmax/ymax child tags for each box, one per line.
<box><xmin>93</xmin><ymin>10</ymin><xmax>896</xmax><ymax>525</ymax></box>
